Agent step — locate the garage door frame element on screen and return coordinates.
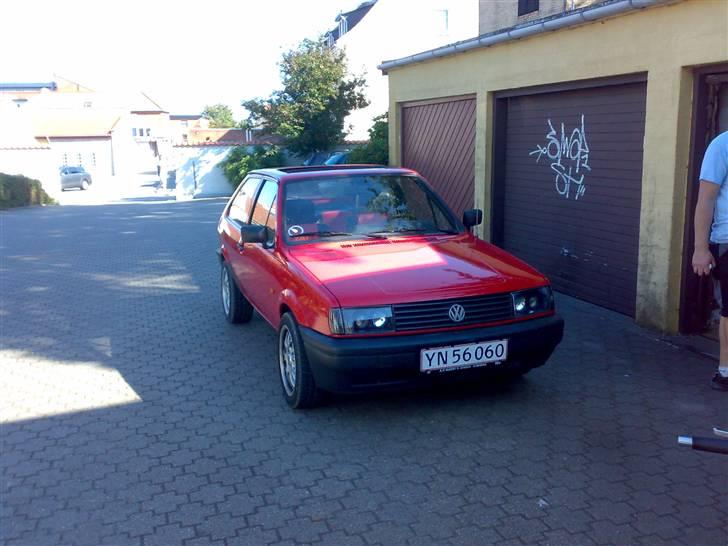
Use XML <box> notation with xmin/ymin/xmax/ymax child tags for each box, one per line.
<box><xmin>491</xmin><ymin>72</ymin><xmax>647</xmax><ymax>315</ymax></box>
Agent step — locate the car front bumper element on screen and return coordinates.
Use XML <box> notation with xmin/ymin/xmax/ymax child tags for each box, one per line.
<box><xmin>299</xmin><ymin>314</ymin><xmax>564</xmax><ymax>393</ymax></box>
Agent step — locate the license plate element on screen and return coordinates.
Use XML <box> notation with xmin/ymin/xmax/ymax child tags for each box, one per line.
<box><xmin>420</xmin><ymin>339</ymin><xmax>508</xmax><ymax>373</ymax></box>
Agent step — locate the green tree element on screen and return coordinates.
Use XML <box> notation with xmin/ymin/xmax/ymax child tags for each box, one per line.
<box><xmin>219</xmin><ymin>146</ymin><xmax>284</xmax><ymax>188</ymax></box>
<box><xmin>347</xmin><ymin>113</ymin><xmax>388</xmax><ymax>165</ymax></box>
<box><xmin>243</xmin><ymin>38</ymin><xmax>368</xmax><ymax>157</ymax></box>
<box><xmin>201</xmin><ymin>103</ymin><xmax>235</xmax><ymax>128</ymax></box>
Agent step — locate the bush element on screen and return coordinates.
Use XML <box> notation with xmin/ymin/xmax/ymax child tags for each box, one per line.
<box><xmin>0</xmin><ymin>173</ymin><xmax>56</xmax><ymax>209</ymax></box>
<box><xmin>219</xmin><ymin>146</ymin><xmax>285</xmax><ymax>188</ymax></box>
<box><xmin>348</xmin><ymin>113</ymin><xmax>388</xmax><ymax>165</ymax></box>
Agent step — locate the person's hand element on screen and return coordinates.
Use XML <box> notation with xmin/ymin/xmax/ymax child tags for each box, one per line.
<box><xmin>693</xmin><ymin>247</ymin><xmax>715</xmax><ymax>276</ymax></box>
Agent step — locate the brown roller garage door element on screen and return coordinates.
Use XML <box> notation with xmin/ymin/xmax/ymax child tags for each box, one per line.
<box><xmin>494</xmin><ymin>79</ymin><xmax>646</xmax><ymax>316</ymax></box>
<box><xmin>401</xmin><ymin>95</ymin><xmax>476</xmax><ymax>215</ymax></box>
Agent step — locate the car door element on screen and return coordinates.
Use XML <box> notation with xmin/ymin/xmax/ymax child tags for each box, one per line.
<box><xmin>221</xmin><ymin>176</ymin><xmax>263</xmax><ymax>293</ymax></box>
<box><xmin>238</xmin><ymin>179</ymin><xmax>285</xmax><ymax>326</ymax></box>
<box><xmin>60</xmin><ymin>168</ymin><xmax>69</xmax><ymax>187</ymax></box>
<box><xmin>70</xmin><ymin>167</ymin><xmax>81</xmax><ymax>185</ymax></box>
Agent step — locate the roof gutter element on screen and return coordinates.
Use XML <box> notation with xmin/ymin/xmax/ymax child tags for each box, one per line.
<box><xmin>378</xmin><ymin>0</ymin><xmax>673</xmax><ymax>74</ymax></box>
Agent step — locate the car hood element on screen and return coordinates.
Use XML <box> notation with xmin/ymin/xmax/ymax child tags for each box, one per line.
<box><xmin>288</xmin><ymin>234</ymin><xmax>547</xmax><ymax>307</ymax></box>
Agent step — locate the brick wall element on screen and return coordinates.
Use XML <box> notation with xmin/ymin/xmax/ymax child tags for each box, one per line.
<box><xmin>478</xmin><ymin>0</ymin><xmax>601</xmax><ymax>35</ymax></box>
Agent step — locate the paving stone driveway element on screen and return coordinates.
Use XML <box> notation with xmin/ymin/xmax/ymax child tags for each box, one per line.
<box><xmin>1</xmin><ymin>199</ymin><xmax>726</xmax><ymax>546</ymax></box>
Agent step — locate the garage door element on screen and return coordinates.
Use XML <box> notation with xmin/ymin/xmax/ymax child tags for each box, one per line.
<box><xmin>496</xmin><ymin>80</ymin><xmax>646</xmax><ymax>316</ymax></box>
<box><xmin>401</xmin><ymin>96</ymin><xmax>476</xmax><ymax>216</ymax></box>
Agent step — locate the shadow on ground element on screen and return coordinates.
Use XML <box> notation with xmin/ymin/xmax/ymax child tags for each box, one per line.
<box><xmin>1</xmin><ymin>200</ymin><xmax>726</xmax><ymax>545</ymax></box>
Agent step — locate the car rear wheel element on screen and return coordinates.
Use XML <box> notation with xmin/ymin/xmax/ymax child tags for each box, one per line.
<box><xmin>278</xmin><ymin>313</ymin><xmax>319</xmax><ymax>409</ymax></box>
<box><xmin>221</xmin><ymin>261</ymin><xmax>253</xmax><ymax>324</ymax></box>
<box><xmin>81</xmin><ymin>179</ymin><xmax>90</xmax><ymax>190</ymax></box>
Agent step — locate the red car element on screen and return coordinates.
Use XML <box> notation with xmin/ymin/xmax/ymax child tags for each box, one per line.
<box><xmin>218</xmin><ymin>166</ymin><xmax>563</xmax><ymax>408</ymax></box>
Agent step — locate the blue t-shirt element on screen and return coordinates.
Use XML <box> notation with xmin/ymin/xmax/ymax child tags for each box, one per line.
<box><xmin>701</xmin><ymin>131</ymin><xmax>728</xmax><ymax>243</ymax></box>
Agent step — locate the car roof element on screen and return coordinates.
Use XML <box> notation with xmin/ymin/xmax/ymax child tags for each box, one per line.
<box><xmin>249</xmin><ymin>165</ymin><xmax>418</xmax><ymax>183</ymax></box>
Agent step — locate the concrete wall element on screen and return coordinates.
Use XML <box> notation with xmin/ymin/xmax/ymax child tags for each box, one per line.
<box><xmin>171</xmin><ymin>146</ymin><xmax>237</xmax><ymax>199</ymax></box>
<box><xmin>385</xmin><ymin>0</ymin><xmax>728</xmax><ymax>332</ymax></box>
<box><xmin>478</xmin><ymin>0</ymin><xmax>599</xmax><ymax>34</ymax></box>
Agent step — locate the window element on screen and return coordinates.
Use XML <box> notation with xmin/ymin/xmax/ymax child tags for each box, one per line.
<box><xmin>132</xmin><ymin>128</ymin><xmax>137</xmax><ymax>136</ymax></box>
<box><xmin>138</xmin><ymin>128</ymin><xmax>144</xmax><ymax>136</ymax></box>
<box><xmin>518</xmin><ymin>0</ymin><xmax>538</xmax><ymax>16</ymax></box>
<box><xmin>251</xmin><ymin>180</ymin><xmax>278</xmax><ymax>246</ymax></box>
<box><xmin>228</xmin><ymin>177</ymin><xmax>262</xmax><ymax>224</ymax></box>
<box><xmin>338</xmin><ymin>15</ymin><xmax>348</xmax><ymax>36</ymax></box>
<box><xmin>146</xmin><ymin>128</ymin><xmax>151</xmax><ymax>136</ymax></box>
<box><xmin>283</xmin><ymin>175</ymin><xmax>459</xmax><ymax>243</ymax></box>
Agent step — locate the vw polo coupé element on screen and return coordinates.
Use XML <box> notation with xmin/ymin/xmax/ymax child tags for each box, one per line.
<box><xmin>218</xmin><ymin>166</ymin><xmax>563</xmax><ymax>408</ymax></box>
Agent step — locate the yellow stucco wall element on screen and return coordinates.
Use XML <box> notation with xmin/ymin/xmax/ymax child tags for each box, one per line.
<box><xmin>386</xmin><ymin>0</ymin><xmax>728</xmax><ymax>333</ymax></box>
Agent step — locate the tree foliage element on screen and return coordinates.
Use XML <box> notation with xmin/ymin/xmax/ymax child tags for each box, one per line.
<box><xmin>201</xmin><ymin>103</ymin><xmax>235</xmax><ymax>128</ymax></box>
<box><xmin>219</xmin><ymin>146</ymin><xmax>284</xmax><ymax>188</ymax></box>
<box><xmin>347</xmin><ymin>113</ymin><xmax>388</xmax><ymax>165</ymax></box>
<box><xmin>243</xmin><ymin>39</ymin><xmax>368</xmax><ymax>156</ymax></box>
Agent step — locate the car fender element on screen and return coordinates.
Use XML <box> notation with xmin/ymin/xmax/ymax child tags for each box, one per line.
<box><xmin>277</xmin><ymin>261</ymin><xmax>338</xmax><ymax>334</ymax></box>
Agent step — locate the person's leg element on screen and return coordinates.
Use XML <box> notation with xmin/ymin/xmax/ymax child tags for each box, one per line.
<box><xmin>713</xmin><ymin>245</ymin><xmax>728</xmax><ymax>390</ymax></box>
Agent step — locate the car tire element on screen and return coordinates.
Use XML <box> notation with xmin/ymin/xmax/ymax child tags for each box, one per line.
<box><xmin>221</xmin><ymin>261</ymin><xmax>253</xmax><ymax>324</ymax></box>
<box><xmin>81</xmin><ymin>179</ymin><xmax>90</xmax><ymax>190</ymax></box>
<box><xmin>278</xmin><ymin>313</ymin><xmax>319</xmax><ymax>409</ymax></box>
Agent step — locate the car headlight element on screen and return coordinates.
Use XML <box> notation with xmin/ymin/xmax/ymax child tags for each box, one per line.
<box><xmin>329</xmin><ymin>306</ymin><xmax>394</xmax><ymax>334</ymax></box>
<box><xmin>512</xmin><ymin>286</ymin><xmax>554</xmax><ymax>317</ymax></box>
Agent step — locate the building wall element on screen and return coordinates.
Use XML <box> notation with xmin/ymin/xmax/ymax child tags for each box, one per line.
<box><xmin>385</xmin><ymin>0</ymin><xmax>728</xmax><ymax>332</ymax></box>
<box><xmin>50</xmin><ymin>137</ymin><xmax>114</xmax><ymax>179</ymax></box>
<box><xmin>478</xmin><ymin>0</ymin><xmax>599</xmax><ymax>34</ymax></box>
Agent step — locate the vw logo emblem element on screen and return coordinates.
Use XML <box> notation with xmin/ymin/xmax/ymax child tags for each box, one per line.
<box><xmin>448</xmin><ymin>304</ymin><xmax>465</xmax><ymax>322</ymax></box>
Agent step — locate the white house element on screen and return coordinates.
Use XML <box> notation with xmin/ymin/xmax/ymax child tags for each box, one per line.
<box><xmin>328</xmin><ymin>0</ymin><xmax>479</xmax><ymax>140</ymax></box>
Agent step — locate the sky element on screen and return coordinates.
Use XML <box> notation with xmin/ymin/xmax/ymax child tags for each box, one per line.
<box><xmin>1</xmin><ymin>0</ymin><xmax>362</xmax><ymax>119</ymax></box>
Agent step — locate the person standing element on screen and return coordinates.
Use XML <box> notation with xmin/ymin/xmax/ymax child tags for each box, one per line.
<box><xmin>693</xmin><ymin>130</ymin><xmax>728</xmax><ymax>390</ymax></box>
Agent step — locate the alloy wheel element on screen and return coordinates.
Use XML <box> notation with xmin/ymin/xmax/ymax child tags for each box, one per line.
<box><xmin>221</xmin><ymin>267</ymin><xmax>231</xmax><ymax>316</ymax></box>
<box><xmin>279</xmin><ymin>325</ymin><xmax>297</xmax><ymax>396</ymax></box>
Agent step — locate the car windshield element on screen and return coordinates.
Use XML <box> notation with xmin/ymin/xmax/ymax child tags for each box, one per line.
<box><xmin>283</xmin><ymin>174</ymin><xmax>460</xmax><ymax>243</ymax></box>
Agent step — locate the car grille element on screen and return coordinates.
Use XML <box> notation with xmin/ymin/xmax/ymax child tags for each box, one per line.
<box><xmin>392</xmin><ymin>293</ymin><xmax>514</xmax><ymax>332</ymax></box>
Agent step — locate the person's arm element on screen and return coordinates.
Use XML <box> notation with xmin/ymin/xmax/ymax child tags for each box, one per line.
<box><xmin>693</xmin><ymin>181</ymin><xmax>720</xmax><ymax>276</ymax></box>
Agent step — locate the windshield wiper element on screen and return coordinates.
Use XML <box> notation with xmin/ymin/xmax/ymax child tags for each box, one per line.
<box><xmin>366</xmin><ymin>227</ymin><xmax>460</xmax><ymax>237</ymax></box>
<box><xmin>289</xmin><ymin>230</ymin><xmax>352</xmax><ymax>238</ymax></box>
<box><xmin>367</xmin><ymin>228</ymin><xmax>427</xmax><ymax>236</ymax></box>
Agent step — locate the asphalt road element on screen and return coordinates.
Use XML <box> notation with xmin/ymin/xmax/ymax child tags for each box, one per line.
<box><xmin>1</xmin><ymin>199</ymin><xmax>726</xmax><ymax>545</ymax></box>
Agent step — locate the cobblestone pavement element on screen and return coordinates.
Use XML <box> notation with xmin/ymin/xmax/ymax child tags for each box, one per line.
<box><xmin>1</xmin><ymin>200</ymin><xmax>726</xmax><ymax>546</ymax></box>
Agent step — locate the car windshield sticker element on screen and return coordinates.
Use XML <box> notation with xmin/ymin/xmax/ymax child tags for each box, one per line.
<box><xmin>288</xmin><ymin>225</ymin><xmax>304</xmax><ymax>237</ymax></box>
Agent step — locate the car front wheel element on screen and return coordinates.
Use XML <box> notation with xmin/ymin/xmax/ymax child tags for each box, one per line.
<box><xmin>81</xmin><ymin>179</ymin><xmax>90</xmax><ymax>190</ymax></box>
<box><xmin>278</xmin><ymin>313</ymin><xmax>319</xmax><ymax>409</ymax></box>
<box><xmin>221</xmin><ymin>261</ymin><xmax>253</xmax><ymax>324</ymax></box>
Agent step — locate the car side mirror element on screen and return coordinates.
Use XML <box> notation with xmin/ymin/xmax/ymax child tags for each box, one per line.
<box><xmin>463</xmin><ymin>209</ymin><xmax>483</xmax><ymax>229</ymax></box>
<box><xmin>238</xmin><ymin>225</ymin><xmax>269</xmax><ymax>245</ymax></box>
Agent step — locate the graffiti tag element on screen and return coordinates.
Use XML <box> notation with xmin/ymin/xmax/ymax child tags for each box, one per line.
<box><xmin>530</xmin><ymin>115</ymin><xmax>591</xmax><ymax>200</ymax></box>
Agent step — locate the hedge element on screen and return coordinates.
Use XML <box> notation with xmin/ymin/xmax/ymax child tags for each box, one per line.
<box><xmin>0</xmin><ymin>173</ymin><xmax>56</xmax><ymax>209</ymax></box>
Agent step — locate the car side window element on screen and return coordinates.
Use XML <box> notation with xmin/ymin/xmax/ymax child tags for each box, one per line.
<box><xmin>228</xmin><ymin>177</ymin><xmax>262</xmax><ymax>225</ymax></box>
<box><xmin>251</xmin><ymin>180</ymin><xmax>278</xmax><ymax>246</ymax></box>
